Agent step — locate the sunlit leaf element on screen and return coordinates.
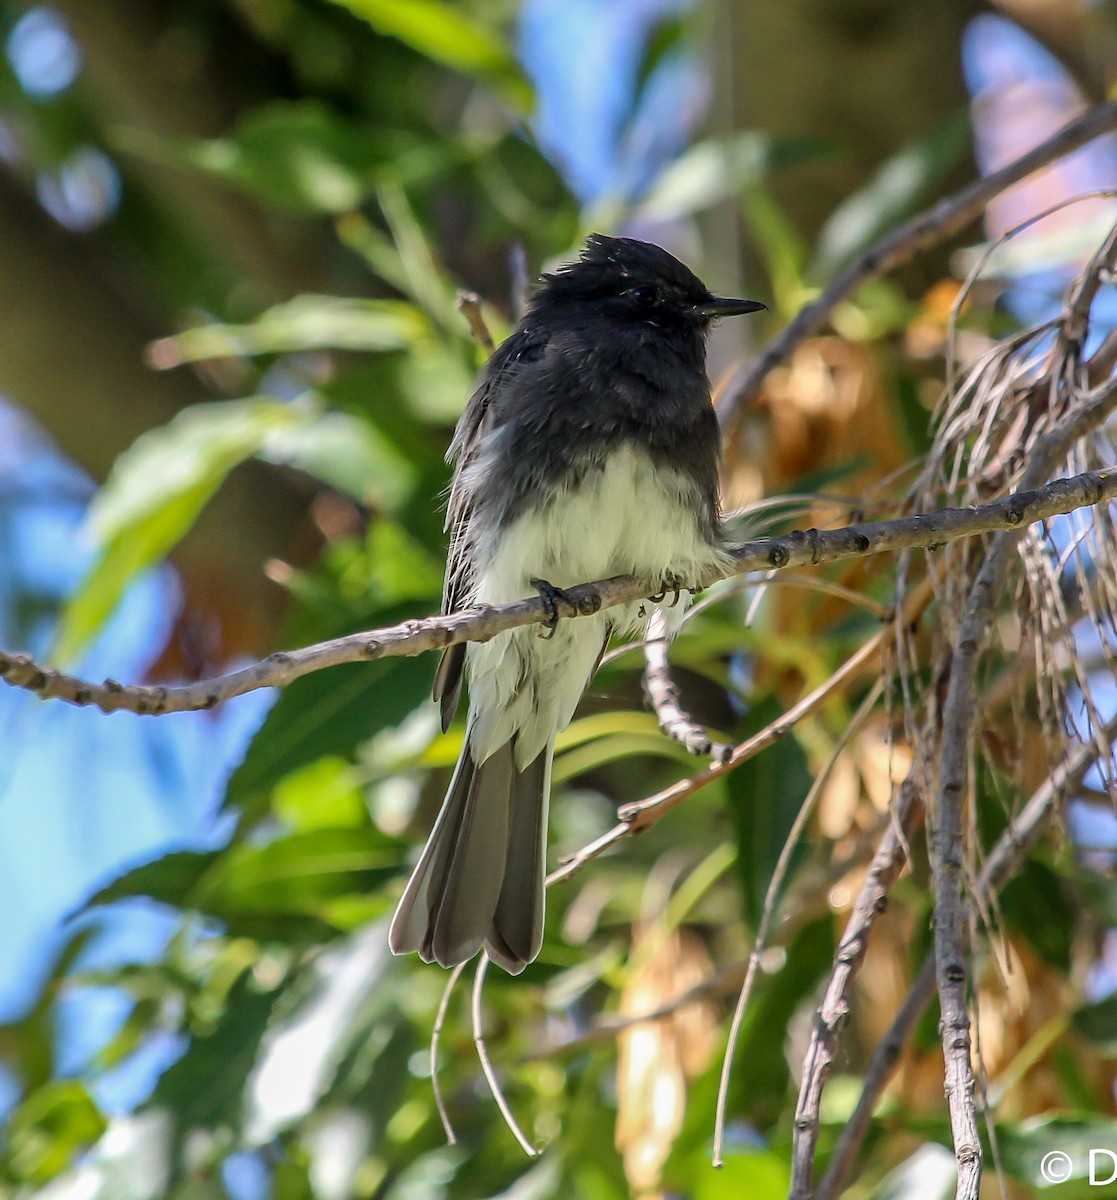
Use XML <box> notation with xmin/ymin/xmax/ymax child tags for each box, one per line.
<box><xmin>6</xmin><ymin>1080</ymin><xmax>107</xmax><ymax>1184</ymax></box>
<box><xmin>262</xmin><ymin>410</ymin><xmax>418</xmax><ymax>510</ymax></box>
<box><xmin>272</xmin><ymin>756</ymin><xmax>366</xmax><ymax>832</ymax></box>
<box><xmin>325</xmin><ymin>0</ymin><xmax>533</xmax><ymax>111</ymax></box>
<box><xmin>55</xmin><ymin>397</ymin><xmax>313</xmax><ymax>663</ymax></box>
<box><xmin>151</xmin><ymin>297</ymin><xmax>431</xmax><ymax>366</ymax></box>
<box><xmin>689</xmin><ymin>1146</ymin><xmax>789</xmax><ymax>1200</ymax></box>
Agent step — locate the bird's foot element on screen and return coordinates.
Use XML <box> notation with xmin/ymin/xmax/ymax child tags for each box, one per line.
<box><xmin>531</xmin><ymin>578</ymin><xmax>577</xmax><ymax>639</ymax></box>
<box><xmin>647</xmin><ymin>571</ymin><xmax>688</xmax><ymax>608</ymax></box>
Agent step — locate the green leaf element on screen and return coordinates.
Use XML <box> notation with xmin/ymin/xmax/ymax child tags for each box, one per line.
<box><xmin>85</xmin><ymin>829</ymin><xmax>397</xmax><ymax>941</ymax></box>
<box><xmin>6</xmin><ymin>1080</ymin><xmax>107</xmax><ymax>1184</ymax></box>
<box><xmin>273</xmin><ymin>757</ymin><xmax>367</xmax><ymax>831</ymax></box>
<box><xmin>153</xmin><ymin>969</ymin><xmax>283</xmax><ymax>1140</ymax></box>
<box><xmin>193</xmin><ymin>827</ymin><xmax>401</xmax><ymax>923</ymax></box>
<box><xmin>152</xmin><ymin>297</ymin><xmax>431</xmax><ymax>365</ymax></box>
<box><xmin>55</xmin><ymin>397</ymin><xmax>312</xmax><ymax>664</ymax></box>
<box><xmin>84</xmin><ymin>849</ymin><xmax>224</xmax><ymax>912</ymax></box>
<box><xmin>361</xmin><ymin>521</ymin><xmax>444</xmax><ymax>604</ymax></box>
<box><xmin>1072</xmin><ymin>993</ymin><xmax>1117</xmax><ymax>1052</ymax></box>
<box><xmin>128</xmin><ymin>101</ymin><xmax>443</xmax><ymax>215</ymax></box>
<box><xmin>689</xmin><ymin>1147</ymin><xmax>789</xmax><ymax>1200</ymax></box>
<box><xmin>740</xmin><ymin>183</ymin><xmax>810</xmax><ymax>315</ymax></box>
<box><xmin>812</xmin><ymin>111</ymin><xmax>972</xmax><ymax>283</ymax></box>
<box><xmin>326</xmin><ymin>0</ymin><xmax>533</xmax><ymax>111</ymax></box>
<box><xmin>225</xmin><ymin>607</ymin><xmax>434</xmax><ymax>816</ymax></box>
<box><xmin>725</xmin><ymin>697</ymin><xmax>814</xmax><ymax>929</ymax></box>
<box><xmin>1000</xmin><ymin>861</ymin><xmax>1075</xmax><ymax>972</ymax></box>
<box><xmin>262</xmin><ymin>410</ymin><xmax>418</xmax><ymax>510</ymax></box>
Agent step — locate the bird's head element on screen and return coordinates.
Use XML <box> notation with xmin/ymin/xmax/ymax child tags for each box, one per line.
<box><xmin>531</xmin><ymin>234</ymin><xmax>766</xmax><ymax>338</ymax></box>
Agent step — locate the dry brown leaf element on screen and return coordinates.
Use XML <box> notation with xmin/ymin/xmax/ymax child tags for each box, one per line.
<box><xmin>615</xmin><ymin>927</ymin><xmax>718</xmax><ymax>1198</ymax></box>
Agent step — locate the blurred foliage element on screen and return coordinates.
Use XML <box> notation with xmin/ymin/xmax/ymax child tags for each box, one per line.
<box><xmin>2</xmin><ymin>1</ymin><xmax>1117</xmax><ymax>1199</ymax></box>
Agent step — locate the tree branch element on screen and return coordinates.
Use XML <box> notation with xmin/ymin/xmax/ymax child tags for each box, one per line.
<box><xmin>3</xmin><ymin>466</ymin><xmax>1116</xmax><ymax>715</ymax></box>
<box><xmin>716</xmin><ymin>101</ymin><xmax>1117</xmax><ymax>424</ymax></box>
<box><xmin>642</xmin><ymin>611</ymin><xmax>732</xmax><ymax>763</ymax></box>
<box><xmin>790</xmin><ymin>775</ymin><xmax>926</xmax><ymax>1198</ymax></box>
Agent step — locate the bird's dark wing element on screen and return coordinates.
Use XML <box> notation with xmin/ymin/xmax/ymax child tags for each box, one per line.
<box><xmin>433</xmin><ymin>325</ymin><xmax>549</xmax><ymax>730</ymax></box>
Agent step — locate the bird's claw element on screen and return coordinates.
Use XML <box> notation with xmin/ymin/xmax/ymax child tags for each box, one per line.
<box><xmin>647</xmin><ymin>571</ymin><xmax>687</xmax><ymax>607</ymax></box>
<box><xmin>531</xmin><ymin>578</ymin><xmax>575</xmax><ymax>639</ymax></box>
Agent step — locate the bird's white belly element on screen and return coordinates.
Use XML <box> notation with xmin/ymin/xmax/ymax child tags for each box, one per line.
<box><xmin>466</xmin><ymin>444</ymin><xmax>726</xmax><ymax>767</ymax></box>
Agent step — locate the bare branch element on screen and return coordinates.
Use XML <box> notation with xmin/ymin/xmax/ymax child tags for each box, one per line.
<box><xmin>547</xmin><ymin>577</ymin><xmax>934</xmax><ymax>890</ymax></box>
<box><xmin>716</xmin><ymin>101</ymin><xmax>1117</xmax><ymax>424</ymax></box>
<box><xmin>790</xmin><ymin>774</ymin><xmax>926</xmax><ymax>1198</ymax></box>
<box><xmin>714</xmin><ymin>681</ymin><xmax>884</xmax><ymax>1166</ymax></box>
<box><xmin>2</xmin><ymin>465</ymin><xmax>1115</xmax><ymax>718</ymax></box>
<box><xmin>816</xmin><ymin>955</ymin><xmax>937</xmax><ymax>1200</ymax></box>
<box><xmin>642</xmin><ymin>611</ymin><xmax>732</xmax><ymax>763</ymax></box>
<box><xmin>455</xmin><ymin>289</ymin><xmax>496</xmax><ymax>355</ymax></box>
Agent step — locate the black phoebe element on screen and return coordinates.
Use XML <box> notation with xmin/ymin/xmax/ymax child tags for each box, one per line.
<box><xmin>388</xmin><ymin>234</ymin><xmax>765</xmax><ymax>973</ymax></box>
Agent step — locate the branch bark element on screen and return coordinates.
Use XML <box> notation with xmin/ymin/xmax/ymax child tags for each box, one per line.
<box><xmin>790</xmin><ymin>776</ymin><xmax>926</xmax><ymax>1198</ymax></box>
<box><xmin>3</xmin><ymin>466</ymin><xmax>1115</xmax><ymax>714</ymax></box>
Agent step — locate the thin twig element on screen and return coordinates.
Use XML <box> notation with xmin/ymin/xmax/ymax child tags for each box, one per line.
<box><xmin>547</xmin><ymin>586</ymin><xmax>917</xmax><ymax>891</ymax></box>
<box><xmin>642</xmin><ymin>611</ymin><xmax>732</xmax><ymax>762</ymax></box>
<box><xmin>470</xmin><ymin>953</ymin><xmax>538</xmax><ymax>1158</ymax></box>
<box><xmin>430</xmin><ymin>961</ymin><xmax>467</xmax><ymax>1145</ymax></box>
<box><xmin>455</xmin><ymin>289</ymin><xmax>496</xmax><ymax>354</ymax></box>
<box><xmin>4</xmin><ymin>469</ymin><xmax>1115</xmax><ymax>717</ymax></box>
<box><xmin>713</xmin><ymin>680</ymin><xmax>884</xmax><ymax>1166</ymax></box>
<box><xmin>788</xmin><ymin>770</ymin><xmax>927</xmax><ymax>1198</ymax></box>
<box><xmin>527</xmin><ymin>816</ymin><xmax>891</xmax><ymax>1062</ymax></box>
<box><xmin>715</xmin><ymin>101</ymin><xmax>1117</xmax><ymax>424</ymax></box>
<box><xmin>816</xmin><ymin>955</ymin><xmax>936</xmax><ymax>1200</ymax></box>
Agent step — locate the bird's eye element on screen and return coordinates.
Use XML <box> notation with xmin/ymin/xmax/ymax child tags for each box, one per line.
<box><xmin>629</xmin><ymin>285</ymin><xmax>658</xmax><ymax>308</ymax></box>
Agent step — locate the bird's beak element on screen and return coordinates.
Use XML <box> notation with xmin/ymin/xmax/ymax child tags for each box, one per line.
<box><xmin>691</xmin><ymin>296</ymin><xmax>768</xmax><ymax>318</ymax></box>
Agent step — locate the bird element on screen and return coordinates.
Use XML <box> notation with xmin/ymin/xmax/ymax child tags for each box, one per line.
<box><xmin>388</xmin><ymin>233</ymin><xmax>765</xmax><ymax>974</ymax></box>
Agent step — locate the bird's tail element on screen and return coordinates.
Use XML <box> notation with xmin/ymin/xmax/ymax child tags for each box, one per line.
<box><xmin>388</xmin><ymin>728</ymin><xmax>551</xmax><ymax>974</ymax></box>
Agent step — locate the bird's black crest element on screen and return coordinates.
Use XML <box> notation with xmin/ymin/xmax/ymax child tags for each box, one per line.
<box><xmin>536</xmin><ymin>233</ymin><xmax>711</xmax><ymax>307</ymax></box>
